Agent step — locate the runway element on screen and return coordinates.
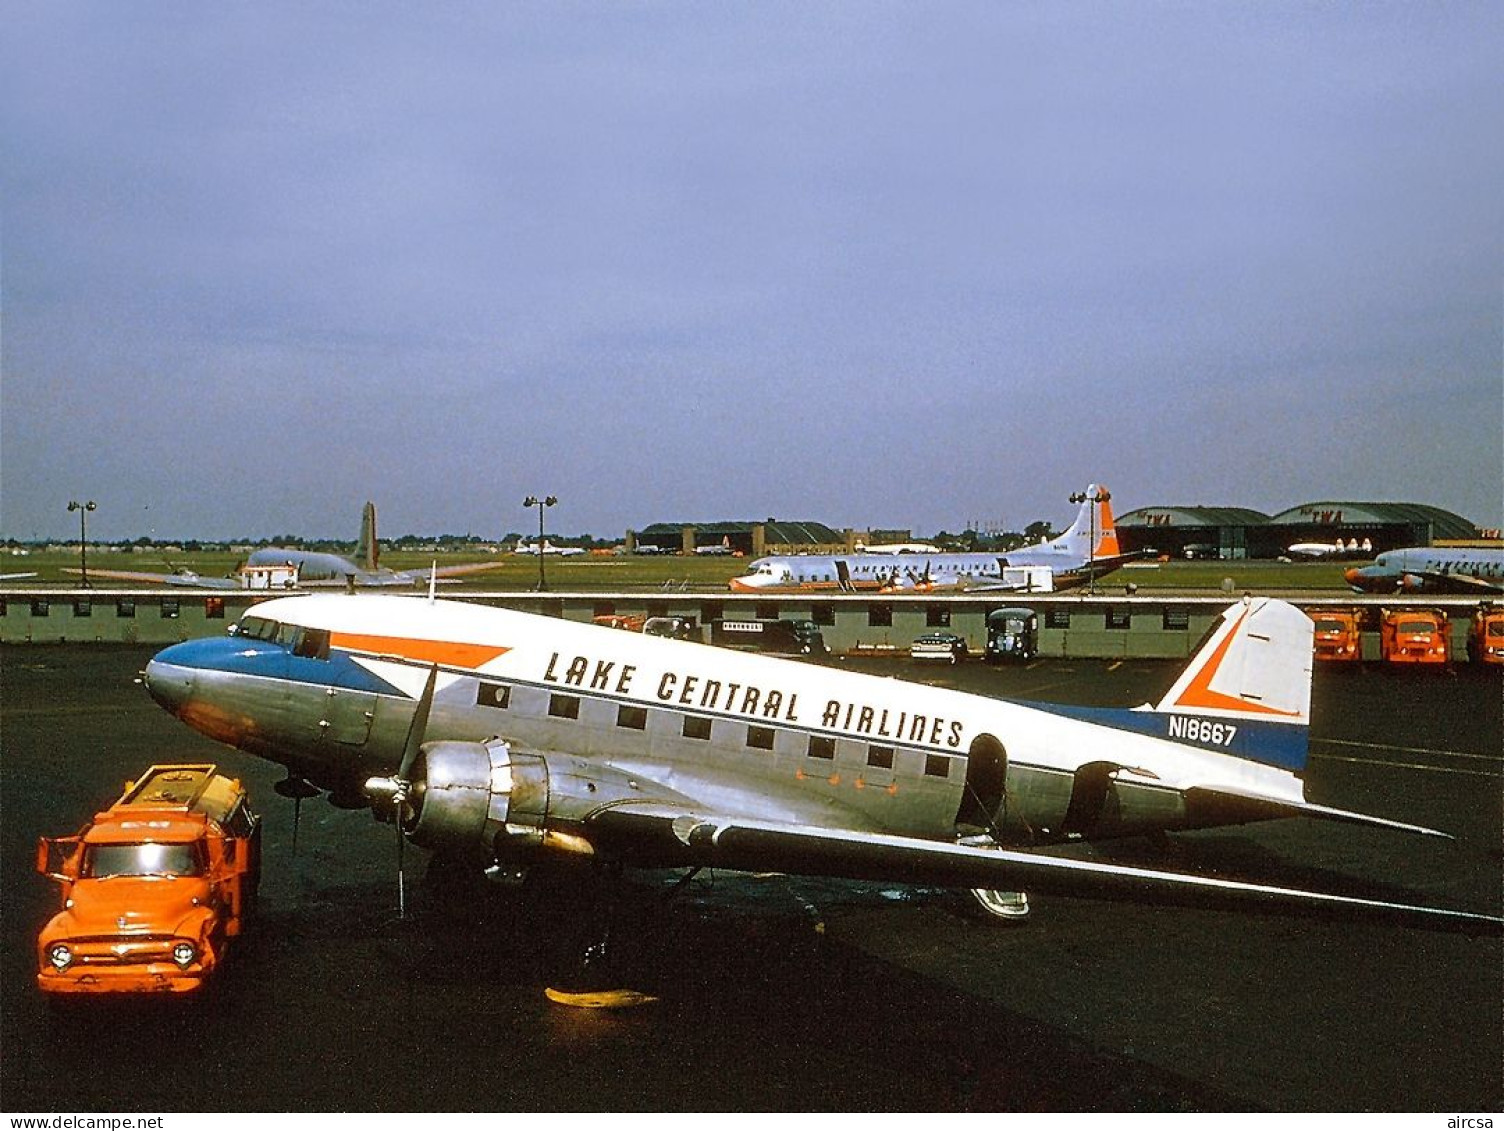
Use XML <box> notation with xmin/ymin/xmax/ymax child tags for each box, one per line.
<box><xmin>2</xmin><ymin>646</ymin><xmax>1499</xmax><ymax>1112</ymax></box>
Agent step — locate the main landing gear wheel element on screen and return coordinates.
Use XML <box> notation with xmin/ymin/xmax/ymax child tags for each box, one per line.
<box><xmin>970</xmin><ymin>888</ymin><xmax>1031</xmax><ymax>923</ymax></box>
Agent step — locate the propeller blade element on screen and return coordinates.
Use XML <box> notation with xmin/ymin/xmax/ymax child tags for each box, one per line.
<box><xmin>397</xmin><ymin>664</ymin><xmax>439</xmax><ymax>782</ymax></box>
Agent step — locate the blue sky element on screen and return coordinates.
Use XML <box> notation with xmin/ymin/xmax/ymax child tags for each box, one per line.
<box><xmin>3</xmin><ymin>2</ymin><xmax>1500</xmax><ymax>541</ymax></box>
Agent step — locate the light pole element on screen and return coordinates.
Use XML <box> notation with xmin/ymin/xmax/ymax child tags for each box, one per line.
<box><xmin>522</xmin><ymin>495</ymin><xmax>557</xmax><ymax>591</ymax></box>
<box><xmin>1069</xmin><ymin>487</ymin><xmax>1109</xmax><ymax>595</ymax></box>
<box><xmin>67</xmin><ymin>500</ymin><xmax>97</xmax><ymax>588</ymax></box>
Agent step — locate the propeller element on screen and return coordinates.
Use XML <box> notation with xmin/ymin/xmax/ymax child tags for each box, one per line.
<box><xmin>365</xmin><ymin>663</ymin><xmax>440</xmax><ymax>918</ymax></box>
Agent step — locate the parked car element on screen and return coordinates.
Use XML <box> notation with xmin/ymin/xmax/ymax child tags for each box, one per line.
<box><xmin>911</xmin><ymin>631</ymin><xmax>968</xmax><ymax>663</ymax></box>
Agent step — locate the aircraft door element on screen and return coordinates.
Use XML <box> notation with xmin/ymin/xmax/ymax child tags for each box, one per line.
<box><xmin>956</xmin><ymin>733</ymin><xmax>1007</xmax><ymax>836</ymax></box>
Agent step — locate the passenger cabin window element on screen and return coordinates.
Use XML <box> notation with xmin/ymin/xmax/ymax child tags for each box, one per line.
<box><xmin>477</xmin><ymin>682</ymin><xmax>511</xmax><ymax>709</ymax></box>
<box><xmin>807</xmin><ymin>736</ymin><xmax>835</xmax><ymax>760</ymax></box>
<box><xmin>548</xmin><ymin>694</ymin><xmax>581</xmax><ymax>720</ymax></box>
<box><xmin>616</xmin><ymin>705</ymin><xmax>647</xmax><ymax>730</ymax></box>
<box><xmin>683</xmin><ymin>716</ymin><xmax>712</xmax><ymax>740</ymax></box>
<box><xmin>924</xmin><ymin>754</ymin><xmax>950</xmax><ymax>778</ymax></box>
<box><xmin>746</xmin><ymin>726</ymin><xmax>775</xmax><ymax>750</ymax></box>
<box><xmin>867</xmin><ymin>745</ymin><xmax>894</xmax><ymax>770</ymax></box>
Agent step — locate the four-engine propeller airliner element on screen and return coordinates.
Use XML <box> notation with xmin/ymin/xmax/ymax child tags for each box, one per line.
<box><xmin>73</xmin><ymin>503</ymin><xmax>510</xmax><ymax>590</ymax></box>
<box><xmin>1345</xmin><ymin>546</ymin><xmax>1504</xmax><ymax>595</ymax></box>
<box><xmin>732</xmin><ymin>485</ymin><xmax>1139</xmax><ymax>593</ymax></box>
<box><xmin>140</xmin><ymin>590</ymin><xmax>1500</xmax><ymax>933</ymax></box>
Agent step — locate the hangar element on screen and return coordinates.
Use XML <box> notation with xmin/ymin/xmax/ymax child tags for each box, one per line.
<box><xmin>627</xmin><ymin>520</ymin><xmax>845</xmax><ymax>557</ymax></box>
<box><xmin>1118</xmin><ymin>501</ymin><xmax>1479</xmax><ymax>560</ymax></box>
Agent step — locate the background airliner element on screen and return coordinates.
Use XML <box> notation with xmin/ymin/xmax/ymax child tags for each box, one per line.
<box><xmin>732</xmin><ymin>484</ymin><xmax>1134</xmax><ymax>593</ymax></box>
<box><xmin>71</xmin><ymin>502</ymin><xmax>511</xmax><ymax>589</ymax></box>
<box><xmin>1345</xmin><ymin>546</ymin><xmax>1503</xmax><ymax>594</ymax></box>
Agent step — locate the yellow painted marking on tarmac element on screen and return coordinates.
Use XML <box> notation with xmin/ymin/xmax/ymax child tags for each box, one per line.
<box><xmin>544</xmin><ymin>987</ymin><xmax>658</xmax><ymax>1009</ymax></box>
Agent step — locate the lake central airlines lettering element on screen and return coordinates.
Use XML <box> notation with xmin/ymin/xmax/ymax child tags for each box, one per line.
<box><xmin>140</xmin><ymin>591</ymin><xmax>1500</xmax><ymax>934</ymax></box>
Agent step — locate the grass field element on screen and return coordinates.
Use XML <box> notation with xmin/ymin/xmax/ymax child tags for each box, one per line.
<box><xmin>2</xmin><ymin>544</ymin><xmax>1361</xmax><ymax>593</ymax></box>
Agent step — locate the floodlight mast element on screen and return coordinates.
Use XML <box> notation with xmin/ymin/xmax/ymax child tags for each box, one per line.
<box><xmin>67</xmin><ymin>500</ymin><xmax>97</xmax><ymax>588</ymax></box>
<box><xmin>522</xmin><ymin>495</ymin><xmax>558</xmax><ymax>591</ymax></box>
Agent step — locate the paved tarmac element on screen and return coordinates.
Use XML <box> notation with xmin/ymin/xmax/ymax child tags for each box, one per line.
<box><xmin>2</xmin><ymin>645</ymin><xmax>1499</xmax><ymax>1112</ymax></box>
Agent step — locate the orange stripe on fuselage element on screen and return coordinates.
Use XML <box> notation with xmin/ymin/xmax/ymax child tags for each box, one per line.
<box><xmin>1171</xmin><ymin>609</ymin><xmax>1300</xmax><ymax>717</ymax></box>
<box><xmin>330</xmin><ymin>632</ymin><xmax>509</xmax><ymax>670</ymax></box>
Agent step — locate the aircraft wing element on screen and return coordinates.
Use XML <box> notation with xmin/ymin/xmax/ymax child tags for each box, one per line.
<box><xmin>421</xmin><ymin>561</ymin><xmax>514</xmax><ymax>580</ymax></box>
<box><xmin>585</xmin><ymin>805</ymin><xmax>1500</xmax><ymax>935</ymax></box>
<box><xmin>63</xmin><ymin>567</ymin><xmax>241</xmax><ymax>589</ymax></box>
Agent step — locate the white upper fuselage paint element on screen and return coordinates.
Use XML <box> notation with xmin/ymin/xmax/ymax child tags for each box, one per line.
<box><xmin>234</xmin><ymin>593</ymin><xmax>1307</xmax><ymax>836</ymax></box>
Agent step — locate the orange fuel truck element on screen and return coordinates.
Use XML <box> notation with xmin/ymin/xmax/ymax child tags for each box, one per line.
<box><xmin>36</xmin><ymin>764</ymin><xmax>260</xmax><ymax>996</ymax></box>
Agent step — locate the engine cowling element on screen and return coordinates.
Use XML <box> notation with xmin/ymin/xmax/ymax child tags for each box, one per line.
<box><xmin>402</xmin><ymin>739</ymin><xmax>551</xmax><ymax>863</ymax></box>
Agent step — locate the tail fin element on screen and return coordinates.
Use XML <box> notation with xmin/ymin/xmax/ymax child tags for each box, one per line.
<box><xmin>1056</xmin><ymin>484</ymin><xmax>1121</xmax><ymax>560</ymax></box>
<box><xmin>358</xmin><ymin>502</ymin><xmax>379</xmax><ymax>571</ymax></box>
<box><xmin>1150</xmin><ymin>597</ymin><xmax>1313</xmax><ymax>770</ymax></box>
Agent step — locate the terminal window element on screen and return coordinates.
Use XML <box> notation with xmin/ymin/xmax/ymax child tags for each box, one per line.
<box><xmin>926</xmin><ymin>605</ymin><xmax>950</xmax><ymax>628</ymax></box>
<box><xmin>73</xmin><ymin>599</ymin><xmax>92</xmax><ymax>617</ymax></box>
<box><xmin>116</xmin><ymin>598</ymin><xmax>136</xmax><ymax>618</ymax></box>
<box><xmin>1046</xmin><ymin>607</ymin><xmax>1071</xmax><ymax>630</ymax></box>
<box><xmin>868</xmin><ymin>603</ymin><xmax>893</xmax><ymax>628</ymax></box>
<box><xmin>1107</xmin><ymin>608</ymin><xmax>1131</xmax><ymax>631</ymax></box>
<box><xmin>811</xmin><ymin>604</ymin><xmax>834</xmax><ymax>626</ymax></box>
<box><xmin>161</xmin><ymin>599</ymin><xmax>181</xmax><ymax>619</ymax></box>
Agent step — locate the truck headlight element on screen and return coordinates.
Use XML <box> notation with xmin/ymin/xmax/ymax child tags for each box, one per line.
<box><xmin>48</xmin><ymin>944</ymin><xmax>73</xmax><ymax>970</ymax></box>
<box><xmin>172</xmin><ymin>941</ymin><xmax>197</xmax><ymax>968</ymax></box>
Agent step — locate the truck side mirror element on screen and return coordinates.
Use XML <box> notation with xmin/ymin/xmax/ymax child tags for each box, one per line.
<box><xmin>36</xmin><ymin>836</ymin><xmax>80</xmax><ymax>882</ymax></box>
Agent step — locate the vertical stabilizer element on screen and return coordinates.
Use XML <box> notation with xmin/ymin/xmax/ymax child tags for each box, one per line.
<box><xmin>1055</xmin><ymin>484</ymin><xmax>1120</xmax><ymax>560</ymax></box>
<box><xmin>359</xmin><ymin>502</ymin><xmax>379</xmax><ymax>571</ymax></box>
<box><xmin>1155</xmin><ymin>598</ymin><xmax>1313</xmax><ymax>725</ymax></box>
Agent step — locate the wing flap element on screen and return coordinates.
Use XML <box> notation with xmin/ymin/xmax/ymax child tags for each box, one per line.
<box><xmin>584</xmin><ymin>808</ymin><xmax>1499</xmax><ymax>935</ymax></box>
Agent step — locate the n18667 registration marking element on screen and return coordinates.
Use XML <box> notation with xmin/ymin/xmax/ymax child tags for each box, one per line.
<box><xmin>1167</xmin><ymin>715</ymin><xmax>1239</xmax><ymax>747</ymax></box>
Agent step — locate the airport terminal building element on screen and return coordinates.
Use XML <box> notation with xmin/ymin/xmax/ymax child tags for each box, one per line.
<box><xmin>1117</xmin><ymin>500</ymin><xmax>1479</xmax><ymax>560</ymax></box>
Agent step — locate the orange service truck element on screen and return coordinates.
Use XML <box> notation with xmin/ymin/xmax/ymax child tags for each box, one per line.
<box><xmin>1379</xmin><ymin>608</ymin><xmax>1450</xmax><ymax>665</ymax></box>
<box><xmin>36</xmin><ymin>764</ymin><xmax>261</xmax><ymax>996</ymax></box>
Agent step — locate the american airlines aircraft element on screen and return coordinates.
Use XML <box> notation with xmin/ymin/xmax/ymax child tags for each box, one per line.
<box><xmin>732</xmin><ymin>485</ymin><xmax>1134</xmax><ymax>593</ymax></box>
<box><xmin>1345</xmin><ymin>546</ymin><xmax>1504</xmax><ymax>594</ymax></box>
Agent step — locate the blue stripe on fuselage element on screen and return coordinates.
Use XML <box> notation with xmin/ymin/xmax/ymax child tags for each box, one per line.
<box><xmin>149</xmin><ymin>637</ymin><xmax>405</xmax><ymax>696</ymax></box>
<box><xmin>1016</xmin><ymin>701</ymin><xmax>1309</xmax><ymax>772</ymax></box>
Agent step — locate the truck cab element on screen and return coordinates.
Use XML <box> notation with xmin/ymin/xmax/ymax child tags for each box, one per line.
<box><xmin>1468</xmin><ymin>604</ymin><xmax>1504</xmax><ymax>664</ymax></box>
<box><xmin>1309</xmin><ymin>607</ymin><xmax>1362</xmax><ymax>662</ymax></box>
<box><xmin>36</xmin><ymin>764</ymin><xmax>260</xmax><ymax>996</ymax></box>
<box><xmin>1379</xmin><ymin>608</ymin><xmax>1450</xmax><ymax>665</ymax></box>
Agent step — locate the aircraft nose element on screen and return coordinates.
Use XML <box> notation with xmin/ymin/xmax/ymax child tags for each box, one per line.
<box><xmin>142</xmin><ymin>645</ymin><xmax>197</xmax><ymax>716</ymax></box>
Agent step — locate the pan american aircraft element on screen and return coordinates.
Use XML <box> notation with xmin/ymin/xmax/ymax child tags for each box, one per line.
<box><xmin>72</xmin><ymin>503</ymin><xmax>509</xmax><ymax>590</ymax></box>
<box><xmin>1345</xmin><ymin>545</ymin><xmax>1504</xmax><ymax>595</ymax></box>
<box><xmin>731</xmin><ymin>485</ymin><xmax>1136</xmax><ymax>593</ymax></box>
<box><xmin>139</xmin><ymin>590</ymin><xmax>1500</xmax><ymax>935</ymax></box>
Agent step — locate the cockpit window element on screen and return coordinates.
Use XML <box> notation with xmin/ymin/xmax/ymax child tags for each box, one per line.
<box><xmin>234</xmin><ymin>616</ymin><xmax>281</xmax><ymax>641</ymax></box>
<box><xmin>83</xmin><ymin>842</ymin><xmax>203</xmax><ymax>878</ymax></box>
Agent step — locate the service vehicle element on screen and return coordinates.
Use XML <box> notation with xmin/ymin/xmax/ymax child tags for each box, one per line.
<box><xmin>985</xmin><ymin>607</ymin><xmax>1038</xmax><ymax>663</ymax></box>
<box><xmin>1308</xmin><ymin>607</ymin><xmax>1363</xmax><ymax>662</ymax></box>
<box><xmin>910</xmin><ymin>631</ymin><xmax>969</xmax><ymax>663</ymax></box>
<box><xmin>36</xmin><ymin>764</ymin><xmax>261</xmax><ymax>996</ymax></box>
<box><xmin>710</xmin><ymin>617</ymin><xmax>827</xmax><ymax>656</ymax></box>
<box><xmin>1468</xmin><ymin>604</ymin><xmax>1504</xmax><ymax>664</ymax></box>
<box><xmin>1379</xmin><ymin>608</ymin><xmax>1450</xmax><ymax>665</ymax></box>
<box><xmin>642</xmin><ymin>615</ymin><xmax>698</xmax><ymax>641</ymax></box>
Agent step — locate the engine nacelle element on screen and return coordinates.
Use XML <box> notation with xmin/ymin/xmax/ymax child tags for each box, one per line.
<box><xmin>404</xmin><ymin>739</ymin><xmax>550</xmax><ymax>862</ymax></box>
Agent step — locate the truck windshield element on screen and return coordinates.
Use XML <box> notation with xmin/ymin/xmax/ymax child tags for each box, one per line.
<box><xmin>83</xmin><ymin>842</ymin><xmax>202</xmax><ymax>878</ymax></box>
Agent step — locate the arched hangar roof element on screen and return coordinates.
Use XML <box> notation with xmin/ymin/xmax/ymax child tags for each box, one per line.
<box><xmin>1117</xmin><ymin>506</ymin><xmax>1271</xmax><ymax>529</ymax></box>
<box><xmin>1268</xmin><ymin>502</ymin><xmax>1475</xmax><ymax>538</ymax></box>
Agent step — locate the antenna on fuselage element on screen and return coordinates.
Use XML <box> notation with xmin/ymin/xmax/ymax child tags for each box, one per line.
<box><xmin>428</xmin><ymin>561</ymin><xmax>438</xmax><ymax>604</ymax></box>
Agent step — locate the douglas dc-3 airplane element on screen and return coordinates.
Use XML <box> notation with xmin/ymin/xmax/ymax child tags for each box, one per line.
<box><xmin>732</xmin><ymin>485</ymin><xmax>1139</xmax><ymax>593</ymax></box>
<box><xmin>74</xmin><ymin>503</ymin><xmax>509</xmax><ymax>590</ymax></box>
<box><xmin>140</xmin><ymin>590</ymin><xmax>1501</xmax><ymax>935</ymax></box>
